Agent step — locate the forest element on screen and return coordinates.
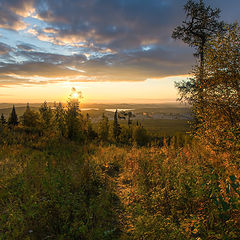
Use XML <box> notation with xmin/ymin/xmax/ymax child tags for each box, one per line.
<box><xmin>0</xmin><ymin>1</ymin><xmax>240</xmax><ymax>239</ymax></box>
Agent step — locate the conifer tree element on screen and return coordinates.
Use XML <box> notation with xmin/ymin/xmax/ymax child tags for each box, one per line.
<box><xmin>1</xmin><ymin>113</ymin><xmax>6</xmax><ymax>125</ymax></box>
<box><xmin>22</xmin><ymin>103</ymin><xmax>39</xmax><ymax>128</ymax></box>
<box><xmin>86</xmin><ymin>113</ymin><xmax>90</xmax><ymax>121</ymax></box>
<box><xmin>172</xmin><ymin>0</ymin><xmax>225</xmax><ymax>69</ymax></box>
<box><xmin>193</xmin><ymin>24</ymin><xmax>240</xmax><ymax>152</ymax></box>
<box><xmin>65</xmin><ymin>99</ymin><xmax>84</xmax><ymax>141</ymax></box>
<box><xmin>172</xmin><ymin>0</ymin><xmax>226</xmax><ymax>127</ymax></box>
<box><xmin>39</xmin><ymin>101</ymin><xmax>53</xmax><ymax>131</ymax></box>
<box><xmin>127</xmin><ymin>112</ymin><xmax>132</xmax><ymax>126</ymax></box>
<box><xmin>119</xmin><ymin>125</ymin><xmax>132</xmax><ymax>145</ymax></box>
<box><xmin>113</xmin><ymin>110</ymin><xmax>121</xmax><ymax>141</ymax></box>
<box><xmin>133</xmin><ymin>125</ymin><xmax>149</xmax><ymax>146</ymax></box>
<box><xmin>54</xmin><ymin>102</ymin><xmax>66</xmax><ymax>137</ymax></box>
<box><xmin>173</xmin><ymin>0</ymin><xmax>225</xmax><ymax>103</ymax></box>
<box><xmin>8</xmin><ymin>105</ymin><xmax>18</xmax><ymax>126</ymax></box>
<box><xmin>85</xmin><ymin>113</ymin><xmax>97</xmax><ymax>140</ymax></box>
<box><xmin>26</xmin><ymin>102</ymin><xmax>30</xmax><ymax>111</ymax></box>
<box><xmin>98</xmin><ymin>113</ymin><xmax>109</xmax><ymax>141</ymax></box>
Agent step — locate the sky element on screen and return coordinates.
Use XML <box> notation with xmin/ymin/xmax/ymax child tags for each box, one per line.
<box><xmin>0</xmin><ymin>0</ymin><xmax>239</xmax><ymax>103</ymax></box>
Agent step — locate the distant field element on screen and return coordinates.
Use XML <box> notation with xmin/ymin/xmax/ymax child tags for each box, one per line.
<box><xmin>120</xmin><ymin>119</ymin><xmax>191</xmax><ymax>136</ymax></box>
<box><xmin>133</xmin><ymin>107</ymin><xmax>191</xmax><ymax>114</ymax></box>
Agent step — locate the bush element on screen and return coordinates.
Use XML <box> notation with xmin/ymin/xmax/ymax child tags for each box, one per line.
<box><xmin>133</xmin><ymin>126</ymin><xmax>149</xmax><ymax>146</ymax></box>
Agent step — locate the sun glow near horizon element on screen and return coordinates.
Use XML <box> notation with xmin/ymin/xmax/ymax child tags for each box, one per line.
<box><xmin>0</xmin><ymin>75</ymin><xmax>191</xmax><ymax>104</ymax></box>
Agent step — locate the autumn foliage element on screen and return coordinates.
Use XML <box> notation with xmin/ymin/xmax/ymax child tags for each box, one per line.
<box><xmin>0</xmin><ymin>2</ymin><xmax>240</xmax><ymax>239</ymax></box>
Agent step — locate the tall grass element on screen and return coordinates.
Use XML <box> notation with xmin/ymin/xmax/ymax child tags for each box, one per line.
<box><xmin>92</xmin><ymin>142</ymin><xmax>240</xmax><ymax>239</ymax></box>
<box><xmin>0</xmin><ymin>136</ymin><xmax>239</xmax><ymax>239</ymax></box>
<box><xmin>0</xmin><ymin>140</ymin><xmax>120</xmax><ymax>239</ymax></box>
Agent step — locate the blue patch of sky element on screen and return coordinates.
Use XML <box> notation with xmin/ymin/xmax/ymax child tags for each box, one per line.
<box><xmin>24</xmin><ymin>16</ymin><xmax>47</xmax><ymax>30</ymax></box>
<box><xmin>0</xmin><ymin>29</ymin><xmax>81</xmax><ymax>60</ymax></box>
<box><xmin>122</xmin><ymin>45</ymin><xmax>155</xmax><ymax>54</ymax></box>
<box><xmin>142</xmin><ymin>45</ymin><xmax>152</xmax><ymax>51</ymax></box>
<box><xmin>0</xmin><ymin>16</ymin><xmax>83</xmax><ymax>56</ymax></box>
<box><xmin>0</xmin><ymin>15</ymin><xmax>119</xmax><ymax>63</ymax></box>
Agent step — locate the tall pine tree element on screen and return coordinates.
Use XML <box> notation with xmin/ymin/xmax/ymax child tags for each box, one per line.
<box><xmin>39</xmin><ymin>101</ymin><xmax>53</xmax><ymax>131</ymax></box>
<box><xmin>65</xmin><ymin>99</ymin><xmax>84</xmax><ymax>141</ymax></box>
<box><xmin>172</xmin><ymin>0</ymin><xmax>225</xmax><ymax>128</ymax></box>
<box><xmin>22</xmin><ymin>103</ymin><xmax>39</xmax><ymax>128</ymax></box>
<box><xmin>113</xmin><ymin>110</ymin><xmax>121</xmax><ymax>141</ymax></box>
<box><xmin>172</xmin><ymin>0</ymin><xmax>225</xmax><ymax>68</ymax></box>
<box><xmin>1</xmin><ymin>113</ymin><xmax>6</xmax><ymax>125</ymax></box>
<box><xmin>98</xmin><ymin>113</ymin><xmax>109</xmax><ymax>141</ymax></box>
<box><xmin>54</xmin><ymin>102</ymin><xmax>66</xmax><ymax>137</ymax></box>
<box><xmin>8</xmin><ymin>105</ymin><xmax>18</xmax><ymax>126</ymax></box>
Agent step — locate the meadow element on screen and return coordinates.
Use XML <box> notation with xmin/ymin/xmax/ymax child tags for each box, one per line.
<box><xmin>0</xmin><ymin>133</ymin><xmax>239</xmax><ymax>239</ymax></box>
<box><xmin>120</xmin><ymin>119</ymin><xmax>190</xmax><ymax>136</ymax></box>
<box><xmin>1</xmin><ymin>1</ymin><xmax>239</xmax><ymax>239</ymax></box>
<box><xmin>0</xmin><ymin>101</ymin><xmax>239</xmax><ymax>239</ymax></box>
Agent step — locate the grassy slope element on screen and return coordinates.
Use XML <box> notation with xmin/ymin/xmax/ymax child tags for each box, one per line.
<box><xmin>0</xmin><ymin>140</ymin><xmax>121</xmax><ymax>239</ymax></box>
<box><xmin>0</xmin><ymin>137</ymin><xmax>239</xmax><ymax>239</ymax></box>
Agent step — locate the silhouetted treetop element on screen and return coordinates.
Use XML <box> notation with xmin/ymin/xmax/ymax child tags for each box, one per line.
<box><xmin>172</xmin><ymin>0</ymin><xmax>225</xmax><ymax>62</ymax></box>
<box><xmin>8</xmin><ymin>105</ymin><xmax>18</xmax><ymax>126</ymax></box>
<box><xmin>0</xmin><ymin>113</ymin><xmax>6</xmax><ymax>125</ymax></box>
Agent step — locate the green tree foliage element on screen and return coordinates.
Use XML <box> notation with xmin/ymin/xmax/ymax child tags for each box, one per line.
<box><xmin>8</xmin><ymin>105</ymin><xmax>18</xmax><ymax>126</ymax></box>
<box><xmin>119</xmin><ymin>125</ymin><xmax>132</xmax><ymax>145</ymax></box>
<box><xmin>0</xmin><ymin>113</ymin><xmax>6</xmax><ymax>125</ymax></box>
<box><xmin>85</xmin><ymin>114</ymin><xmax>97</xmax><ymax>141</ymax></box>
<box><xmin>172</xmin><ymin>0</ymin><xmax>232</xmax><ymax>137</ymax></box>
<box><xmin>175</xmin><ymin>23</ymin><xmax>240</xmax><ymax>154</ymax></box>
<box><xmin>133</xmin><ymin>125</ymin><xmax>149</xmax><ymax>146</ymax></box>
<box><xmin>172</xmin><ymin>0</ymin><xmax>225</xmax><ymax>65</ymax></box>
<box><xmin>98</xmin><ymin>113</ymin><xmax>109</xmax><ymax>142</ymax></box>
<box><xmin>22</xmin><ymin>103</ymin><xmax>40</xmax><ymax>128</ymax></box>
<box><xmin>113</xmin><ymin>110</ymin><xmax>121</xmax><ymax>142</ymax></box>
<box><xmin>193</xmin><ymin>24</ymin><xmax>240</xmax><ymax>152</ymax></box>
<box><xmin>0</xmin><ymin>99</ymin><xmax>239</xmax><ymax>239</ymax></box>
<box><xmin>54</xmin><ymin>102</ymin><xmax>66</xmax><ymax>137</ymax></box>
<box><xmin>65</xmin><ymin>99</ymin><xmax>85</xmax><ymax>141</ymax></box>
<box><xmin>173</xmin><ymin>0</ymin><xmax>226</xmax><ymax>118</ymax></box>
<box><xmin>128</xmin><ymin>111</ymin><xmax>133</xmax><ymax>126</ymax></box>
<box><xmin>39</xmin><ymin>101</ymin><xmax>53</xmax><ymax>131</ymax></box>
<box><xmin>0</xmin><ymin>114</ymin><xmax>6</xmax><ymax>141</ymax></box>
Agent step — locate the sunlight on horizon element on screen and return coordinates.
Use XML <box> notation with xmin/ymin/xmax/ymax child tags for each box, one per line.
<box><xmin>0</xmin><ymin>75</ymin><xmax>190</xmax><ymax>104</ymax></box>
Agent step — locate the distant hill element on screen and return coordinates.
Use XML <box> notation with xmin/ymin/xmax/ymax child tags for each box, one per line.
<box><xmin>0</xmin><ymin>106</ymin><xmax>39</xmax><ymax>117</ymax></box>
<box><xmin>0</xmin><ymin>103</ymin><xmax>41</xmax><ymax>109</ymax></box>
<box><xmin>0</xmin><ymin>102</ymin><xmax>191</xmax><ymax>118</ymax></box>
<box><xmin>79</xmin><ymin>102</ymin><xmax>191</xmax><ymax>110</ymax></box>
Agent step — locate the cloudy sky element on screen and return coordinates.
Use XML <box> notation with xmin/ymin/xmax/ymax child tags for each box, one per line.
<box><xmin>0</xmin><ymin>0</ymin><xmax>239</xmax><ymax>103</ymax></box>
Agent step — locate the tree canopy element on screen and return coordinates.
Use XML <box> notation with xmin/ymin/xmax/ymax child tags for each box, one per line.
<box><xmin>172</xmin><ymin>0</ymin><xmax>225</xmax><ymax>64</ymax></box>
